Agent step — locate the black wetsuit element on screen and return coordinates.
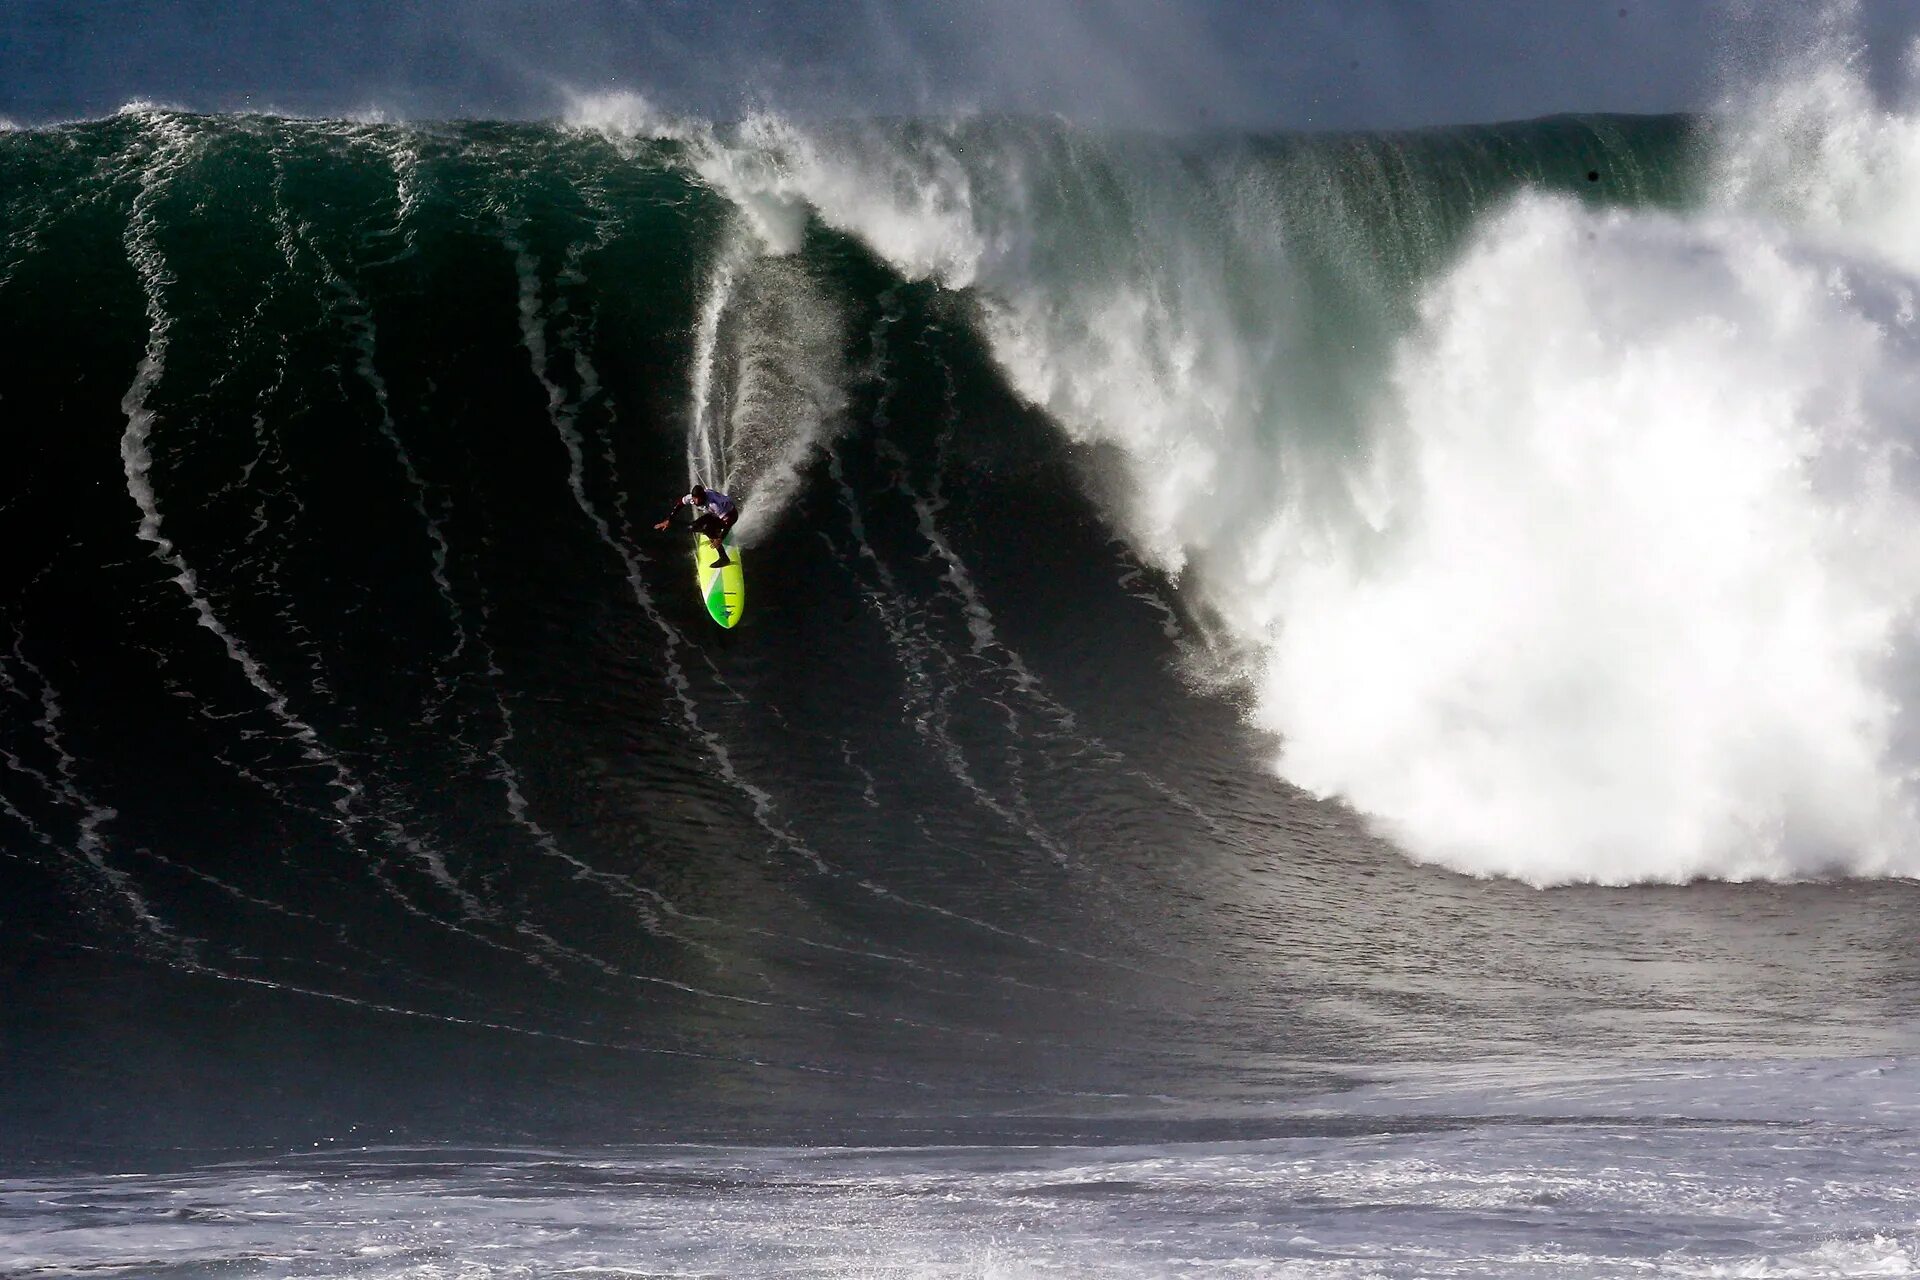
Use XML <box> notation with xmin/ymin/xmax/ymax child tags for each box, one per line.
<box><xmin>675</xmin><ymin>489</ymin><xmax>738</xmax><ymax>539</ymax></box>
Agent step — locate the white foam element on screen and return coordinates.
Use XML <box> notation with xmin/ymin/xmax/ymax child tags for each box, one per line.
<box><xmin>1258</xmin><ymin>196</ymin><xmax>1920</xmax><ymax>883</ymax></box>
<box><xmin>1712</xmin><ymin>25</ymin><xmax>1920</xmax><ymax>279</ymax></box>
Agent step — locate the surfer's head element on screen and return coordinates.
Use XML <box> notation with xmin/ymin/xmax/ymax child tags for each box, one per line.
<box><xmin>690</xmin><ymin>483</ymin><xmax>707</xmax><ymax>504</ymax></box>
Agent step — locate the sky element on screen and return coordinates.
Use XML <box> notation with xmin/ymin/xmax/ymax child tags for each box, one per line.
<box><xmin>5</xmin><ymin>1</ymin><xmax>1920</xmax><ymax>130</ymax></box>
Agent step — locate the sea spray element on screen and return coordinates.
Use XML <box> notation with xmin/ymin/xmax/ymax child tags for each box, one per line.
<box><xmin>700</xmin><ymin>255</ymin><xmax>847</xmax><ymax>542</ymax></box>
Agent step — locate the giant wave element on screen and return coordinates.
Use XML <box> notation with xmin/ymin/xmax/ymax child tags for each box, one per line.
<box><xmin>12</xmin><ymin>47</ymin><xmax>1920</xmax><ymax>1166</ymax></box>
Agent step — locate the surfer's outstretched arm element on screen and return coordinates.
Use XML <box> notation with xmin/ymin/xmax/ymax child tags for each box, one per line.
<box><xmin>653</xmin><ymin>495</ymin><xmax>689</xmax><ymax>531</ymax></box>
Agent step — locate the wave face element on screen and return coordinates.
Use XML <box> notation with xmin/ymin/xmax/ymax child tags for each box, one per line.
<box><xmin>7</xmin><ymin>89</ymin><xmax>1920</xmax><ymax>1167</ymax></box>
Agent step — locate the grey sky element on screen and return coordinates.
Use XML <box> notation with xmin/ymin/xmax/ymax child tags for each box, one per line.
<box><xmin>5</xmin><ymin>1</ymin><xmax>1918</xmax><ymax>129</ymax></box>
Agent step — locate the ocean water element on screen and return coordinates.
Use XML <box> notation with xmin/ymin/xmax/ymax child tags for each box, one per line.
<box><xmin>7</xmin><ymin>49</ymin><xmax>1920</xmax><ymax>1278</ymax></box>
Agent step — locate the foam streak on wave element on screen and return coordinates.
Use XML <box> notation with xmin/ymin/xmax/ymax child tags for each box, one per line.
<box><xmin>469</xmin><ymin>585</ymin><xmax>734</xmax><ymax>969</ymax></box>
<box><xmin>2</xmin><ymin>638</ymin><xmax>174</xmax><ymax>945</ymax></box>
<box><xmin>301</xmin><ymin>215</ymin><xmax>470</xmax><ymax>699</ymax></box>
<box><xmin>0</xmin><ymin>196</ymin><xmax>45</xmax><ymax>301</ymax></box>
<box><xmin>237</xmin><ymin>162</ymin><xmax>334</xmax><ymax>700</ymax></box>
<box><xmin>821</xmin><ymin>308</ymin><xmax>1042</xmax><ymax>856</ymax></box>
<box><xmin>116</xmin><ymin>113</ymin><xmax>504</xmax><ymax>931</ymax></box>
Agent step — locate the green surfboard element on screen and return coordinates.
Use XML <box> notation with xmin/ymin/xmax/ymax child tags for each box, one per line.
<box><xmin>694</xmin><ymin>533</ymin><xmax>745</xmax><ymax>628</ymax></box>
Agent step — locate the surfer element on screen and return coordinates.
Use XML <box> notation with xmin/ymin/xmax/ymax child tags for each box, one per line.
<box><xmin>655</xmin><ymin>483</ymin><xmax>739</xmax><ymax>567</ymax></box>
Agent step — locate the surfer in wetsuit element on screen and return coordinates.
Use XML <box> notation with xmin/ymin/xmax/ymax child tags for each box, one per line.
<box><xmin>655</xmin><ymin>483</ymin><xmax>739</xmax><ymax>568</ymax></box>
